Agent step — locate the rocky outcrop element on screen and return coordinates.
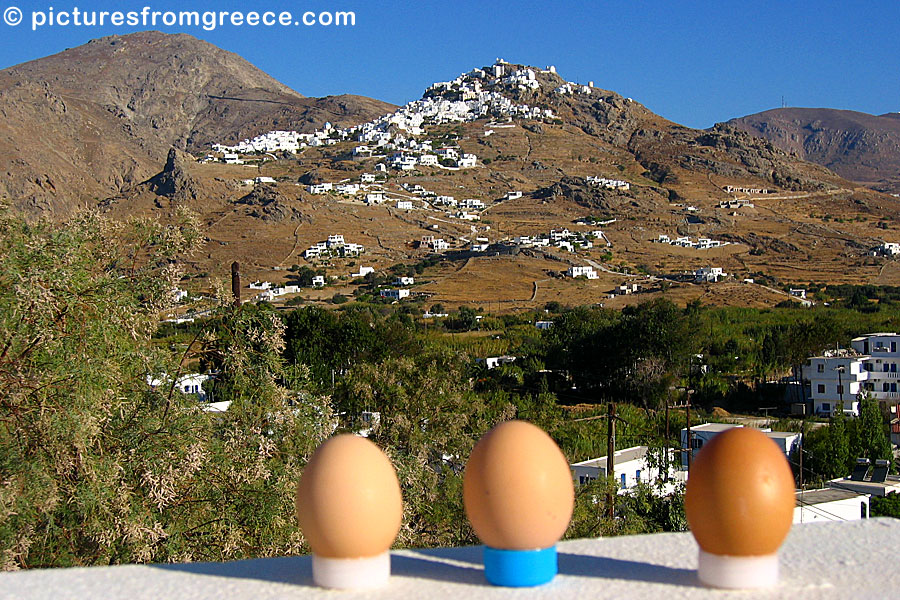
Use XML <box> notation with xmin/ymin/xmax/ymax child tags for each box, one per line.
<box><xmin>236</xmin><ymin>184</ymin><xmax>306</xmax><ymax>223</ymax></box>
<box><xmin>148</xmin><ymin>148</ymin><xmax>199</xmax><ymax>202</ymax></box>
<box><xmin>536</xmin><ymin>176</ymin><xmax>634</xmax><ymax>214</ymax></box>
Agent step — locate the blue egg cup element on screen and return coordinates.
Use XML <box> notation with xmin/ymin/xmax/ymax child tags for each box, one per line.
<box><xmin>483</xmin><ymin>545</ymin><xmax>557</xmax><ymax>587</ymax></box>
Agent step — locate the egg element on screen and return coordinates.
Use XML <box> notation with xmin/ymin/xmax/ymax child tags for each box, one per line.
<box><xmin>296</xmin><ymin>435</ymin><xmax>402</xmax><ymax>588</ymax></box>
<box><xmin>464</xmin><ymin>420</ymin><xmax>574</xmax><ymax>586</ymax></box>
<box><xmin>684</xmin><ymin>427</ymin><xmax>795</xmax><ymax>588</ymax></box>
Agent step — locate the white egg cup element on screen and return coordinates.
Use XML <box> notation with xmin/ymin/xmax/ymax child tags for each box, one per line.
<box><xmin>697</xmin><ymin>550</ymin><xmax>779</xmax><ymax>589</ymax></box>
<box><xmin>312</xmin><ymin>551</ymin><xmax>391</xmax><ymax>589</ymax></box>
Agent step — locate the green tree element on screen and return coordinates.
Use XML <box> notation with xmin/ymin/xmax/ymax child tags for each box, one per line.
<box><xmin>0</xmin><ymin>208</ymin><xmax>332</xmax><ymax>568</ymax></box>
<box><xmin>871</xmin><ymin>492</ymin><xmax>900</xmax><ymax>519</ymax></box>
<box><xmin>849</xmin><ymin>392</ymin><xmax>892</xmax><ymax>465</ymax></box>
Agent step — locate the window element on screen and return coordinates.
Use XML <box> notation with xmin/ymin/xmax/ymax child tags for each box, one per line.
<box><xmin>837</xmin><ymin>385</ymin><xmax>844</xmax><ymax>395</ymax></box>
<box><xmin>818</xmin><ymin>384</ymin><xmax>826</xmax><ymax>394</ymax></box>
<box><xmin>817</xmin><ymin>363</ymin><xmax>824</xmax><ymax>373</ymax></box>
<box><xmin>892</xmin><ymin>342</ymin><xmax>897</xmax><ymax>353</ymax></box>
<box><xmin>690</xmin><ymin>438</ymin><xmax>704</xmax><ymax>449</ymax></box>
<box><xmin>864</xmin><ymin>341</ymin><xmax>870</xmax><ymax>353</ymax></box>
<box><xmin>822</xmin><ymin>403</ymin><xmax>831</xmax><ymax>411</ymax></box>
<box><xmin>892</xmin><ymin>383</ymin><xmax>897</xmax><ymax>393</ymax></box>
<box><xmin>886</xmin><ymin>364</ymin><xmax>891</xmax><ymax>372</ymax></box>
<box><xmin>635</xmin><ymin>470</ymin><xmax>641</xmax><ymax>483</ymax></box>
<box><xmin>885</xmin><ymin>383</ymin><xmax>891</xmax><ymax>392</ymax></box>
<box><xmin>862</xmin><ymin>501</ymin><xmax>868</xmax><ymax>519</ymax></box>
<box><xmin>620</xmin><ymin>473</ymin><xmax>626</xmax><ymax>488</ymax></box>
<box><xmin>892</xmin><ymin>364</ymin><xmax>897</xmax><ymax>373</ymax></box>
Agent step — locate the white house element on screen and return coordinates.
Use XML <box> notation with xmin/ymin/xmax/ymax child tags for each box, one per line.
<box><xmin>457</xmin><ymin>154</ymin><xmax>477</xmax><ymax>168</ymax></box>
<box><xmin>851</xmin><ymin>333</ymin><xmax>900</xmax><ymax>407</ymax></box>
<box><xmin>535</xmin><ymin>320</ymin><xmax>553</xmax><ymax>330</ymax></box>
<box><xmin>568</xmin><ymin>265</ymin><xmax>598</xmax><ymax>279</ymax></box>
<box><xmin>504</xmin><ymin>191</ymin><xmax>523</xmax><ymax>201</ymax></box>
<box><xmin>360</xmin><ymin>173</ymin><xmax>377</xmax><ymax>183</ymax></box>
<box><xmin>476</xmin><ymin>355</ymin><xmax>517</xmax><ymax>370</ymax></box>
<box><xmin>352</xmin><ymin>266</ymin><xmax>375</xmax><ymax>278</ymax></box>
<box><xmin>794</xmin><ymin>488</ymin><xmax>870</xmax><ymax>524</ymax></box>
<box><xmin>380</xmin><ymin>288</ymin><xmax>410</xmax><ymax>300</ymax></box>
<box><xmin>460</xmin><ymin>198</ymin><xmax>485</xmax><ymax>210</ymax></box>
<box><xmin>802</xmin><ymin>333</ymin><xmax>900</xmax><ymax>415</ymax></box>
<box><xmin>395</xmin><ymin>276</ymin><xmax>414</xmax><ymax>286</ymax></box>
<box><xmin>695</xmin><ymin>267</ymin><xmax>726</xmax><ymax>283</ymax></box>
<box><xmin>223</xmin><ymin>153</ymin><xmax>243</xmax><ymax>165</ymax></box>
<box><xmin>436</xmin><ymin>195</ymin><xmax>457</xmax><ymax>207</ymax></box>
<box><xmin>326</xmin><ymin>234</ymin><xmax>345</xmax><ymax>248</ymax></box>
<box><xmin>571</xmin><ymin>446</ymin><xmax>685</xmax><ymax>493</ymax></box>
<box><xmin>471</xmin><ymin>243</ymin><xmax>489</xmax><ymax>252</ymax></box>
<box><xmin>396</xmin><ymin>200</ymin><xmax>414</xmax><ymax>210</ymax></box>
<box><xmin>418</xmin><ymin>154</ymin><xmax>439</xmax><ymax>166</ymax></box>
<box><xmin>365</xmin><ymin>192</ymin><xmax>386</xmax><ymax>204</ymax></box>
<box><xmin>436</xmin><ymin>148</ymin><xmax>459</xmax><ymax>160</ymax></box>
<box><xmin>432</xmin><ymin>239</ymin><xmax>450</xmax><ymax>251</ymax></box>
<box><xmin>307</xmin><ymin>183</ymin><xmax>333</xmax><ymax>194</ymax></box>
<box><xmin>147</xmin><ymin>373</ymin><xmax>211</xmax><ymax>402</ymax></box>
<box><xmin>802</xmin><ymin>352</ymin><xmax>868</xmax><ymax>416</ymax></box>
<box><xmin>336</xmin><ymin>183</ymin><xmax>360</xmax><ymax>196</ymax></box>
<box><xmin>341</xmin><ymin>243</ymin><xmax>364</xmax><ymax>257</ymax></box>
<box><xmin>312</xmin><ymin>275</ymin><xmax>325</xmax><ymax>288</ymax></box>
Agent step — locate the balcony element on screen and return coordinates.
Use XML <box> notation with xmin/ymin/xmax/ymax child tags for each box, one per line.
<box><xmin>2</xmin><ymin>519</ymin><xmax>897</xmax><ymax>599</ymax></box>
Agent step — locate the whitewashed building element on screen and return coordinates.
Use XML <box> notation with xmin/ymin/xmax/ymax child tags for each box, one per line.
<box><xmin>567</xmin><ymin>266</ymin><xmax>598</xmax><ymax>279</ymax></box>
<box><xmin>571</xmin><ymin>446</ymin><xmax>685</xmax><ymax>493</ymax></box>
<box><xmin>794</xmin><ymin>488</ymin><xmax>870</xmax><ymax>524</ymax></box>
<box><xmin>380</xmin><ymin>288</ymin><xmax>410</xmax><ymax>300</ymax></box>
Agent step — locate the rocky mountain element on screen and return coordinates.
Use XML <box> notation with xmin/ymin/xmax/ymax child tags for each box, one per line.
<box><xmin>0</xmin><ymin>31</ymin><xmax>394</xmax><ymax>217</ymax></box>
<box><xmin>726</xmin><ymin>108</ymin><xmax>900</xmax><ymax>194</ymax></box>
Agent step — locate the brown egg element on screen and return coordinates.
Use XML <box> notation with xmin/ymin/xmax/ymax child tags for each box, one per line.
<box><xmin>464</xmin><ymin>420</ymin><xmax>574</xmax><ymax>550</ymax></box>
<box><xmin>685</xmin><ymin>427</ymin><xmax>795</xmax><ymax>556</ymax></box>
<box><xmin>296</xmin><ymin>435</ymin><xmax>402</xmax><ymax>558</ymax></box>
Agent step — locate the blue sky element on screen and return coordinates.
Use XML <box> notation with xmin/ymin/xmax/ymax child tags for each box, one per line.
<box><xmin>1</xmin><ymin>0</ymin><xmax>898</xmax><ymax>128</ymax></box>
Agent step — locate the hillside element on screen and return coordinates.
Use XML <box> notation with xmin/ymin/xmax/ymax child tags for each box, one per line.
<box><xmin>726</xmin><ymin>108</ymin><xmax>900</xmax><ymax>194</ymax></box>
<box><xmin>101</xmin><ymin>59</ymin><xmax>900</xmax><ymax>312</ymax></box>
<box><xmin>0</xmin><ymin>31</ymin><xmax>394</xmax><ymax>217</ymax></box>
<box><xmin>3</xmin><ymin>38</ymin><xmax>899</xmax><ymax>309</ymax></box>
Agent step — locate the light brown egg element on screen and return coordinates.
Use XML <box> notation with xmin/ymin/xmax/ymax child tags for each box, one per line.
<box><xmin>463</xmin><ymin>420</ymin><xmax>574</xmax><ymax>550</ymax></box>
<box><xmin>296</xmin><ymin>435</ymin><xmax>402</xmax><ymax>558</ymax></box>
<box><xmin>684</xmin><ymin>427</ymin><xmax>795</xmax><ymax>556</ymax></box>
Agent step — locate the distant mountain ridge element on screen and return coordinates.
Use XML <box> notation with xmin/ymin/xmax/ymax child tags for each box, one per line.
<box><xmin>0</xmin><ymin>31</ymin><xmax>394</xmax><ymax>217</ymax></box>
<box><xmin>726</xmin><ymin>108</ymin><xmax>900</xmax><ymax>194</ymax></box>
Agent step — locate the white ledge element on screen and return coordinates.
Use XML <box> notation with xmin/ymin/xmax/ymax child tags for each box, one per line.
<box><xmin>2</xmin><ymin>519</ymin><xmax>898</xmax><ymax>599</ymax></box>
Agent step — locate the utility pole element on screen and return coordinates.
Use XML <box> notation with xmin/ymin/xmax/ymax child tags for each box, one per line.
<box><xmin>231</xmin><ymin>261</ymin><xmax>241</xmax><ymax>307</ymax></box>
<box><xmin>664</xmin><ymin>390</ymin><xmax>671</xmax><ymax>482</ymax></box>
<box><xmin>835</xmin><ymin>365</ymin><xmax>845</xmax><ymax>414</ymax></box>
<box><xmin>686</xmin><ymin>390</ymin><xmax>692</xmax><ymax>471</ymax></box>
<box><xmin>607</xmin><ymin>401</ymin><xmax>616</xmax><ymax>520</ymax></box>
